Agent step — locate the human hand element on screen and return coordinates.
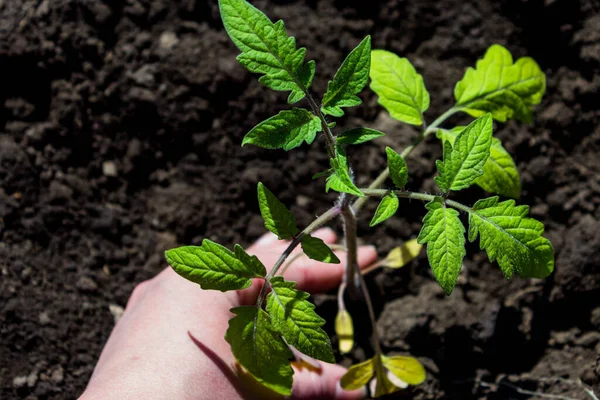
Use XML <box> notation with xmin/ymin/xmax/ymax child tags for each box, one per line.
<box><xmin>81</xmin><ymin>228</ymin><xmax>377</xmax><ymax>399</ymax></box>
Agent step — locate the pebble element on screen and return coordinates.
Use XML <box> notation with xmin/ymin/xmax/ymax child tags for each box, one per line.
<box><xmin>102</xmin><ymin>161</ymin><xmax>117</xmax><ymax>177</ymax></box>
<box><xmin>109</xmin><ymin>304</ymin><xmax>124</xmax><ymax>324</ymax></box>
<box><xmin>159</xmin><ymin>31</ymin><xmax>179</xmax><ymax>50</ymax></box>
<box><xmin>76</xmin><ymin>276</ymin><xmax>98</xmax><ymax>292</ymax></box>
<box><xmin>13</xmin><ymin>375</ymin><xmax>27</xmax><ymax>389</ymax></box>
<box><xmin>39</xmin><ymin>311</ymin><xmax>51</xmax><ymax>325</ymax></box>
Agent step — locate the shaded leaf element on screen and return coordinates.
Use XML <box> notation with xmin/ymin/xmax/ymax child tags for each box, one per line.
<box><xmin>226</xmin><ymin>306</ymin><xmax>293</xmax><ymax>395</ymax></box>
<box><xmin>258</xmin><ymin>182</ymin><xmax>298</xmax><ymax>240</ymax></box>
<box><xmin>336</xmin><ymin>128</ymin><xmax>385</xmax><ymax>145</ymax></box>
<box><xmin>301</xmin><ymin>235</ymin><xmax>340</xmax><ymax>264</ymax></box>
<box><xmin>417</xmin><ymin>197</ymin><xmax>466</xmax><ymax>295</ymax></box>
<box><xmin>267</xmin><ymin>277</ymin><xmax>335</xmax><ymax>362</ymax></box>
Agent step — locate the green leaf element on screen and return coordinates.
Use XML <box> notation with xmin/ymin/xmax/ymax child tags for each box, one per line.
<box><xmin>301</xmin><ymin>235</ymin><xmax>340</xmax><ymax>264</ymax></box>
<box><xmin>467</xmin><ymin>196</ymin><xmax>554</xmax><ymax>279</ymax></box>
<box><xmin>340</xmin><ymin>358</ymin><xmax>374</xmax><ymax>390</ymax></box>
<box><xmin>417</xmin><ymin>197</ymin><xmax>466</xmax><ymax>295</ymax></box>
<box><xmin>336</xmin><ymin>127</ymin><xmax>385</xmax><ymax>145</ymax></box>
<box><xmin>454</xmin><ymin>44</ymin><xmax>546</xmax><ymax>123</ymax></box>
<box><xmin>437</xmin><ymin>128</ymin><xmax>521</xmax><ymax>198</ymax></box>
<box><xmin>370</xmin><ymin>192</ymin><xmax>399</xmax><ymax>227</ymax></box>
<box><xmin>234</xmin><ymin>244</ymin><xmax>268</xmax><ymax>277</ymax></box>
<box><xmin>475</xmin><ymin>138</ymin><xmax>521</xmax><ymax>198</ymax></box>
<box><xmin>325</xmin><ymin>151</ymin><xmax>364</xmax><ymax>197</ymax></box>
<box><xmin>219</xmin><ymin>0</ymin><xmax>314</xmax><ymax>103</ymax></box>
<box><xmin>381</xmin><ymin>355</ymin><xmax>426</xmax><ymax>386</ymax></box>
<box><xmin>257</xmin><ymin>182</ymin><xmax>298</xmax><ymax>240</ymax></box>
<box><xmin>165</xmin><ymin>240</ymin><xmax>265</xmax><ymax>291</ymax></box>
<box><xmin>321</xmin><ymin>36</ymin><xmax>371</xmax><ymax>117</ymax></box>
<box><xmin>242</xmin><ymin>108</ymin><xmax>322</xmax><ymax>151</ymax></box>
<box><xmin>386</xmin><ymin>147</ymin><xmax>408</xmax><ymax>188</ymax></box>
<box><xmin>225</xmin><ymin>306</ymin><xmax>293</xmax><ymax>395</ymax></box>
<box><xmin>434</xmin><ymin>114</ymin><xmax>493</xmax><ymax>193</ymax></box>
<box><xmin>370</xmin><ymin>50</ymin><xmax>430</xmax><ymax>126</ymax></box>
<box><xmin>266</xmin><ymin>277</ymin><xmax>335</xmax><ymax>362</ymax></box>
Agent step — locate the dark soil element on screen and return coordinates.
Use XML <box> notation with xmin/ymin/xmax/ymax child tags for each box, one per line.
<box><xmin>1</xmin><ymin>0</ymin><xmax>599</xmax><ymax>398</ymax></box>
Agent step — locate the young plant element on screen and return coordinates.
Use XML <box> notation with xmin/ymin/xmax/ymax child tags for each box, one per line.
<box><xmin>164</xmin><ymin>0</ymin><xmax>554</xmax><ymax>397</ymax></box>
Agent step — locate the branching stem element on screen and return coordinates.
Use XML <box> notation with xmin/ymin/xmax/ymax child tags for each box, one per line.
<box><xmin>255</xmin><ymin>205</ymin><xmax>341</xmax><ymax>310</ymax></box>
<box><xmin>353</xmin><ymin>107</ymin><xmax>460</xmax><ymax>211</ymax></box>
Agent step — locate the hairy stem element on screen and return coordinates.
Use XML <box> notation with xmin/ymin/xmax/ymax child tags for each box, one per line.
<box><xmin>304</xmin><ymin>91</ymin><xmax>337</xmax><ymax>156</ymax></box>
<box><xmin>361</xmin><ymin>188</ymin><xmax>475</xmax><ymax>215</ymax></box>
<box><xmin>255</xmin><ymin>205</ymin><xmax>341</xmax><ymax>310</ymax></box>
<box><xmin>353</xmin><ymin>107</ymin><xmax>460</xmax><ymax>211</ymax></box>
<box><xmin>340</xmin><ymin>198</ymin><xmax>359</xmax><ymax>292</ymax></box>
<box><xmin>360</xmin><ymin>188</ymin><xmax>437</xmax><ymax>203</ymax></box>
<box><xmin>358</xmin><ymin>255</ymin><xmax>382</xmax><ymax>355</ymax></box>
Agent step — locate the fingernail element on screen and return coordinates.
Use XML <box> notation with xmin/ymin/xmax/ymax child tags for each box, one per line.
<box><xmin>335</xmin><ymin>381</ymin><xmax>367</xmax><ymax>400</ymax></box>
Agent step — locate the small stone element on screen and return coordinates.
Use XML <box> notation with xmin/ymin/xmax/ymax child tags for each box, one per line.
<box><xmin>109</xmin><ymin>304</ymin><xmax>124</xmax><ymax>324</ymax></box>
<box><xmin>27</xmin><ymin>371</ymin><xmax>38</xmax><ymax>388</ymax></box>
<box><xmin>39</xmin><ymin>311</ymin><xmax>51</xmax><ymax>325</ymax></box>
<box><xmin>159</xmin><ymin>31</ymin><xmax>179</xmax><ymax>50</ymax></box>
<box><xmin>130</xmin><ymin>65</ymin><xmax>156</xmax><ymax>87</ymax></box>
<box><xmin>296</xmin><ymin>195</ymin><xmax>311</xmax><ymax>207</ymax></box>
<box><xmin>102</xmin><ymin>161</ymin><xmax>118</xmax><ymax>177</ymax></box>
<box><xmin>128</xmin><ymin>87</ymin><xmax>156</xmax><ymax>103</ymax></box>
<box><xmin>13</xmin><ymin>376</ymin><xmax>27</xmax><ymax>388</ymax></box>
<box><xmin>49</xmin><ymin>365</ymin><xmax>64</xmax><ymax>383</ymax></box>
<box><xmin>49</xmin><ymin>180</ymin><xmax>73</xmax><ymax>202</ymax></box>
<box><xmin>591</xmin><ymin>307</ymin><xmax>600</xmax><ymax>327</ymax></box>
<box><xmin>76</xmin><ymin>276</ymin><xmax>98</xmax><ymax>292</ymax></box>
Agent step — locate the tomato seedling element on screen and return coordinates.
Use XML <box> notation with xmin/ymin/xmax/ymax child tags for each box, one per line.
<box><xmin>165</xmin><ymin>0</ymin><xmax>554</xmax><ymax>396</ymax></box>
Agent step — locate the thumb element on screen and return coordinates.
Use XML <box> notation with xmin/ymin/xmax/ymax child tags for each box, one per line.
<box><xmin>291</xmin><ymin>361</ymin><xmax>366</xmax><ymax>400</ymax></box>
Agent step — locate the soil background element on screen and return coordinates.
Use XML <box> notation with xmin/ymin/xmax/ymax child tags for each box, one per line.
<box><xmin>1</xmin><ymin>0</ymin><xmax>600</xmax><ymax>399</ymax></box>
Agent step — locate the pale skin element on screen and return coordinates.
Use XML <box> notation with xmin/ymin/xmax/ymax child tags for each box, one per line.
<box><xmin>81</xmin><ymin>228</ymin><xmax>377</xmax><ymax>399</ymax></box>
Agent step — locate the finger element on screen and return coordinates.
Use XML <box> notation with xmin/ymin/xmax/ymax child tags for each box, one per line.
<box><xmin>282</xmin><ymin>245</ymin><xmax>378</xmax><ymax>294</ymax></box>
<box><xmin>235</xmin><ymin>245</ymin><xmax>377</xmax><ymax>305</ymax></box>
<box><xmin>291</xmin><ymin>361</ymin><xmax>365</xmax><ymax>400</ymax></box>
<box><xmin>309</xmin><ymin>227</ymin><xmax>337</xmax><ymax>244</ymax></box>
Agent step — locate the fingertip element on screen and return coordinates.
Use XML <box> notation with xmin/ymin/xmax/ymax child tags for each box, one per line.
<box><xmin>357</xmin><ymin>245</ymin><xmax>378</xmax><ymax>268</ymax></box>
<box><xmin>311</xmin><ymin>227</ymin><xmax>337</xmax><ymax>244</ymax></box>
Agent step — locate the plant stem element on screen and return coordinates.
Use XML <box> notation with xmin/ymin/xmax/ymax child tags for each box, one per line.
<box><xmin>353</xmin><ymin>107</ymin><xmax>459</xmax><ymax>212</ymax></box>
<box><xmin>361</xmin><ymin>188</ymin><xmax>475</xmax><ymax>214</ymax></box>
<box><xmin>255</xmin><ymin>205</ymin><xmax>341</xmax><ymax>310</ymax></box>
<box><xmin>360</xmin><ymin>188</ymin><xmax>437</xmax><ymax>203</ymax></box>
<box><xmin>340</xmin><ymin>199</ymin><xmax>359</xmax><ymax>293</ymax></box>
<box><xmin>304</xmin><ymin>90</ymin><xmax>337</xmax><ymax>157</ymax></box>
<box><xmin>357</xmin><ymin>256</ymin><xmax>382</xmax><ymax>355</ymax></box>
